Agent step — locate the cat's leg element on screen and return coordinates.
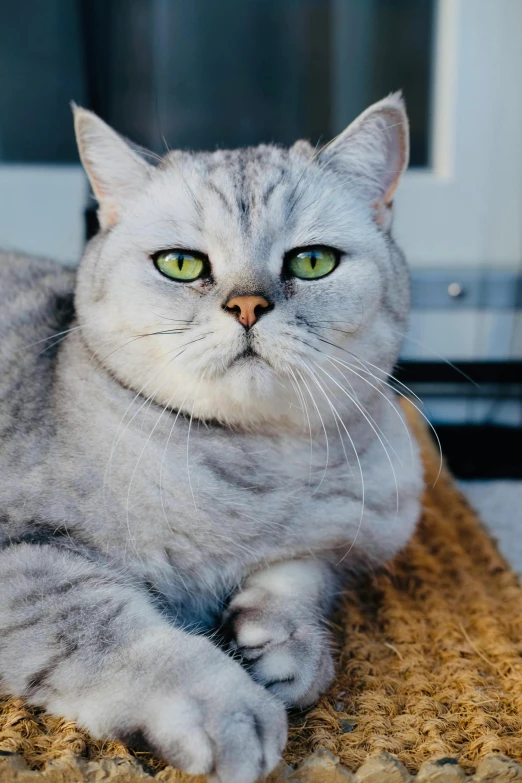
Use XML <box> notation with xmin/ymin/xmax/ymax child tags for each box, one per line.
<box><xmin>224</xmin><ymin>558</ymin><xmax>338</xmax><ymax>708</ymax></box>
<box><xmin>0</xmin><ymin>541</ymin><xmax>287</xmax><ymax>783</ymax></box>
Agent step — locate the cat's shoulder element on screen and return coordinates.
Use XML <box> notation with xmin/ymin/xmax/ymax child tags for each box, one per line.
<box><xmin>0</xmin><ymin>252</ymin><xmax>77</xmax><ymax>388</ymax></box>
<box><xmin>0</xmin><ymin>251</ymin><xmax>75</xmax><ymax>300</ymax></box>
<box><xmin>0</xmin><ymin>251</ymin><xmax>76</xmax><ymax>330</ymax></box>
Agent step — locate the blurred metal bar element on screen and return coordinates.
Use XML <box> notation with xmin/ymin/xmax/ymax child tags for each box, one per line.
<box><xmin>410</xmin><ymin>270</ymin><xmax>522</xmax><ymax>309</ymax></box>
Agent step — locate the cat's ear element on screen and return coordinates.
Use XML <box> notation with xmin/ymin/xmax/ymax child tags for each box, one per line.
<box><xmin>72</xmin><ymin>104</ymin><xmax>153</xmax><ymax>231</ymax></box>
<box><xmin>322</xmin><ymin>92</ymin><xmax>409</xmax><ymax>230</ymax></box>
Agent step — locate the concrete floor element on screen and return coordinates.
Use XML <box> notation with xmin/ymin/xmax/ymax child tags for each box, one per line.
<box><xmin>459</xmin><ymin>481</ymin><xmax>522</xmax><ymax>574</ymax></box>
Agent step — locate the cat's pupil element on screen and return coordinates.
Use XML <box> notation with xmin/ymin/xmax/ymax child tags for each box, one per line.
<box><xmin>178</xmin><ymin>254</ymin><xmax>185</xmax><ymax>270</ymax></box>
<box><xmin>310</xmin><ymin>254</ymin><xmax>317</xmax><ymax>269</ymax></box>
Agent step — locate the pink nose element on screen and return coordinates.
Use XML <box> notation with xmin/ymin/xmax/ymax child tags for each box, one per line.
<box><xmin>224</xmin><ymin>295</ymin><xmax>271</xmax><ymax>328</ymax></box>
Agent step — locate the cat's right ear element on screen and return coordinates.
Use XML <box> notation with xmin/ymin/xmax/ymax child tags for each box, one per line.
<box><xmin>72</xmin><ymin>104</ymin><xmax>153</xmax><ymax>231</ymax></box>
<box><xmin>319</xmin><ymin>92</ymin><xmax>409</xmax><ymax>231</ymax></box>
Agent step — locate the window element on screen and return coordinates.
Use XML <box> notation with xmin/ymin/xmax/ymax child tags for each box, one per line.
<box><xmin>0</xmin><ymin>0</ymin><xmax>434</xmax><ymax>165</ymax></box>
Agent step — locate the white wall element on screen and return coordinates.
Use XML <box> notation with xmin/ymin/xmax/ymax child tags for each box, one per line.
<box><xmin>0</xmin><ymin>165</ymin><xmax>86</xmax><ymax>265</ymax></box>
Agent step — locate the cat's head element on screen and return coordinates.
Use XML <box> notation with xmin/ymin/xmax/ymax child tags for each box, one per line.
<box><xmin>73</xmin><ymin>94</ymin><xmax>410</xmax><ymax>428</ymax></box>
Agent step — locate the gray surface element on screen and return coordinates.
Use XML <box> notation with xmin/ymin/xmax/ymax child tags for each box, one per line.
<box><xmin>460</xmin><ymin>480</ymin><xmax>522</xmax><ymax>573</ymax></box>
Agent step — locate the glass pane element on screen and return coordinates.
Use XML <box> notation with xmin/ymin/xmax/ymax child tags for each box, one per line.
<box><xmin>0</xmin><ymin>0</ymin><xmax>434</xmax><ymax>166</ymax></box>
<box><xmin>331</xmin><ymin>0</ymin><xmax>434</xmax><ymax>167</ymax></box>
<box><xmin>0</xmin><ymin>0</ymin><xmax>85</xmax><ymax>162</ymax></box>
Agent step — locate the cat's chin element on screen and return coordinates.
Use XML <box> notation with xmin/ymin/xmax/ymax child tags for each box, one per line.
<box><xmin>223</xmin><ymin>355</ymin><xmax>277</xmax><ymax>394</ymax></box>
<box><xmin>176</xmin><ymin>362</ymin><xmax>297</xmax><ymax>429</ymax></box>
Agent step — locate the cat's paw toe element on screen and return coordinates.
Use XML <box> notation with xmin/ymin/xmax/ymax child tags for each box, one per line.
<box><xmin>115</xmin><ymin>667</ymin><xmax>287</xmax><ymax>783</ymax></box>
<box><xmin>224</xmin><ymin>597</ymin><xmax>334</xmax><ymax>708</ymax></box>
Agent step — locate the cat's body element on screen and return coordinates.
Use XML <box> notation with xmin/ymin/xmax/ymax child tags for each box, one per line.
<box><xmin>0</xmin><ymin>95</ymin><xmax>422</xmax><ymax>783</ymax></box>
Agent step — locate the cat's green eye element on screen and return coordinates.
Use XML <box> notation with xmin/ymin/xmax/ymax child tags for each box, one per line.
<box><xmin>285</xmin><ymin>246</ymin><xmax>339</xmax><ymax>280</ymax></box>
<box><xmin>154</xmin><ymin>251</ymin><xmax>206</xmax><ymax>282</ymax></box>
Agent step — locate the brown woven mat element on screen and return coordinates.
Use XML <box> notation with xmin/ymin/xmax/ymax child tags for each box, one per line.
<box><xmin>2</xmin><ymin>403</ymin><xmax>522</xmax><ymax>781</ymax></box>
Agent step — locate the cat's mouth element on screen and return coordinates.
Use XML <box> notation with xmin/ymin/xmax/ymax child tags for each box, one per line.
<box><xmin>233</xmin><ymin>346</ymin><xmax>261</xmax><ymax>363</ymax></box>
<box><xmin>226</xmin><ymin>345</ymin><xmax>271</xmax><ymax>370</ymax></box>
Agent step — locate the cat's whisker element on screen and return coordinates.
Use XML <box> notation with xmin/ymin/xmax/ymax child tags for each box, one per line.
<box><xmin>310</xmin><ymin>368</ymin><xmax>355</xmax><ymax>482</ymax></box>
<box><xmin>92</xmin><ymin>334</ymin><xmax>151</xmax><ymax>365</ymax></box>
<box><xmin>153</xmin><ymin>106</ymin><xmax>171</xmax><ymax>157</ymax></box>
<box><xmin>292</xmin><ymin>334</ymin><xmax>324</xmax><ymax>356</ymax></box>
<box><xmin>24</xmin><ymin>323</ymin><xmax>89</xmax><ymax>350</ymax></box>
<box><xmin>142</xmin><ymin>329</ymin><xmax>191</xmax><ymax>336</ymax></box>
<box><xmin>320</xmin><ymin>359</ymin><xmax>404</xmax><ymax>468</ymax></box>
<box><xmin>325</xmin><ymin>356</ymin><xmax>414</xmax><ymax>465</ymax></box>
<box><xmin>297</xmin><ymin>323</ymin><xmax>437</xmax><ymax>480</ymax></box>
<box><xmin>332</xmin><ymin>352</ymin><xmax>442</xmax><ymax>485</ymax></box>
<box><xmin>305</xmin><ymin>330</ymin><xmax>358</xmax><ymax>357</ymax></box>
<box><xmin>91</xmin><ymin>328</ymin><xmax>186</xmax><ymax>367</ymax></box>
<box><xmin>186</xmin><ymin>370</ymin><xmax>207</xmax><ymax>516</ymax></box>
<box><xmin>159</xmin><ymin>332</ymin><xmax>213</xmax><ymax>360</ymax></box>
<box><xmin>288</xmin><ymin>366</ymin><xmax>314</xmax><ymax>485</ymax></box>
<box><xmin>121</xmin><ymin>357</ymin><xmax>209</xmax><ymax>553</ymax></box>
<box><xmin>32</xmin><ymin>319</ymin><xmax>106</xmax><ymax>357</ymax></box>
<box><xmin>103</xmin><ymin>331</ymin><xmax>216</xmax><ymax>508</ymax></box>
<box><xmin>150</xmin><ymin>312</ymin><xmax>194</xmax><ymax>324</ymax></box>
<box><xmin>293</xmin><ymin>365</ymin><xmax>330</xmax><ymax>495</ymax></box>
<box><xmin>388</xmin><ymin>327</ymin><xmax>480</xmax><ymax>388</ymax></box>
<box><xmin>103</xmin><ymin>369</ymin><xmax>172</xmax><ymax>513</ymax></box>
<box><xmin>35</xmin><ymin>333</ymin><xmax>83</xmax><ymax>357</ymax></box>
<box><xmin>123</xmin><ymin>382</ymin><xmax>180</xmax><ymax>564</ymax></box>
<box><xmin>346</xmin><ymin>354</ymin><xmax>443</xmax><ymax>484</ymax></box>
<box><xmin>321</xmin><ymin>341</ymin><xmax>424</xmax><ymax>408</ymax></box>
<box><xmin>299</xmin><ymin>361</ymin><xmax>366</xmax><ymax>562</ymax></box>
<box><xmin>159</xmin><ymin>367</ymin><xmax>205</xmax><ymax>535</ymax></box>
<box><xmin>353</xmin><ymin>354</ymin><xmax>425</xmax><ymax>407</ymax></box>
<box><xmin>313</xmin><ymin>361</ymin><xmax>400</xmax><ymax>524</ymax></box>
<box><xmin>306</xmin><ymin>321</ymin><xmax>360</xmax><ymax>336</ymax></box>
<box><xmin>98</xmin><ymin>331</ymin><xmax>208</xmax><ymax>371</ymax></box>
<box><xmin>130</xmin><ymin>142</ymin><xmax>164</xmax><ymax>164</ymax></box>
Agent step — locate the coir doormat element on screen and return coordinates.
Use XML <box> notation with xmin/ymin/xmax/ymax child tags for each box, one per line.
<box><xmin>2</xmin><ymin>403</ymin><xmax>522</xmax><ymax>782</ymax></box>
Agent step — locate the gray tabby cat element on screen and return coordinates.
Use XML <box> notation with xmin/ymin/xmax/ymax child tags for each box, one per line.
<box><xmin>0</xmin><ymin>93</ymin><xmax>422</xmax><ymax>783</ymax></box>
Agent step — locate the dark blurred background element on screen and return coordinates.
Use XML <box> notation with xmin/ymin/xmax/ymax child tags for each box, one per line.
<box><xmin>0</xmin><ymin>0</ymin><xmax>520</xmax><ymax>485</ymax></box>
<box><xmin>0</xmin><ymin>0</ymin><xmax>433</xmax><ymax>163</ymax></box>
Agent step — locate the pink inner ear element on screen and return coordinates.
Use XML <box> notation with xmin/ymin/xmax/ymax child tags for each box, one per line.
<box><xmin>373</xmin><ymin>199</ymin><xmax>394</xmax><ymax>227</ymax></box>
<box><xmin>98</xmin><ymin>201</ymin><xmax>120</xmax><ymax>231</ymax></box>
<box><xmin>380</xmin><ymin>110</ymin><xmax>408</xmax><ymax>207</ymax></box>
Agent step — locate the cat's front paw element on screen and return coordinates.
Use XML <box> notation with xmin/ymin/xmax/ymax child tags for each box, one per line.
<box><xmin>73</xmin><ymin>633</ymin><xmax>287</xmax><ymax>783</ymax></box>
<box><xmin>224</xmin><ymin>592</ymin><xmax>334</xmax><ymax>708</ymax></box>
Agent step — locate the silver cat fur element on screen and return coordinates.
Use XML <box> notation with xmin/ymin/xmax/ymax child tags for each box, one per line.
<box><xmin>0</xmin><ymin>94</ymin><xmax>422</xmax><ymax>783</ymax></box>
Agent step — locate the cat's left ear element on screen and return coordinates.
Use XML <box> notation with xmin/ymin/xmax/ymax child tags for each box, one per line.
<box><xmin>321</xmin><ymin>92</ymin><xmax>409</xmax><ymax>230</ymax></box>
<box><xmin>72</xmin><ymin>104</ymin><xmax>153</xmax><ymax>231</ymax></box>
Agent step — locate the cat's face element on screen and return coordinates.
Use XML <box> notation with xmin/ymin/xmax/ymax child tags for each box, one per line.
<box><xmin>74</xmin><ymin>95</ymin><xmax>410</xmax><ymax>427</ymax></box>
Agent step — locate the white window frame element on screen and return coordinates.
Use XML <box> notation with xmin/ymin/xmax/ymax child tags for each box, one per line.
<box><xmin>395</xmin><ymin>0</ymin><xmax>522</xmax><ymax>272</ymax></box>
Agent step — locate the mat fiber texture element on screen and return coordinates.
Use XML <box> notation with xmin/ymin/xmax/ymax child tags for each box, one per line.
<box><xmin>2</xmin><ymin>404</ymin><xmax>522</xmax><ymax>782</ymax></box>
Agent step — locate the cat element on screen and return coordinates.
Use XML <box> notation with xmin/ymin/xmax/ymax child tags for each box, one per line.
<box><xmin>0</xmin><ymin>93</ymin><xmax>422</xmax><ymax>783</ymax></box>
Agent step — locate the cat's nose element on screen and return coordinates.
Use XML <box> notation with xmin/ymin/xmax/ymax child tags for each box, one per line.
<box><xmin>224</xmin><ymin>295</ymin><xmax>272</xmax><ymax>328</ymax></box>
